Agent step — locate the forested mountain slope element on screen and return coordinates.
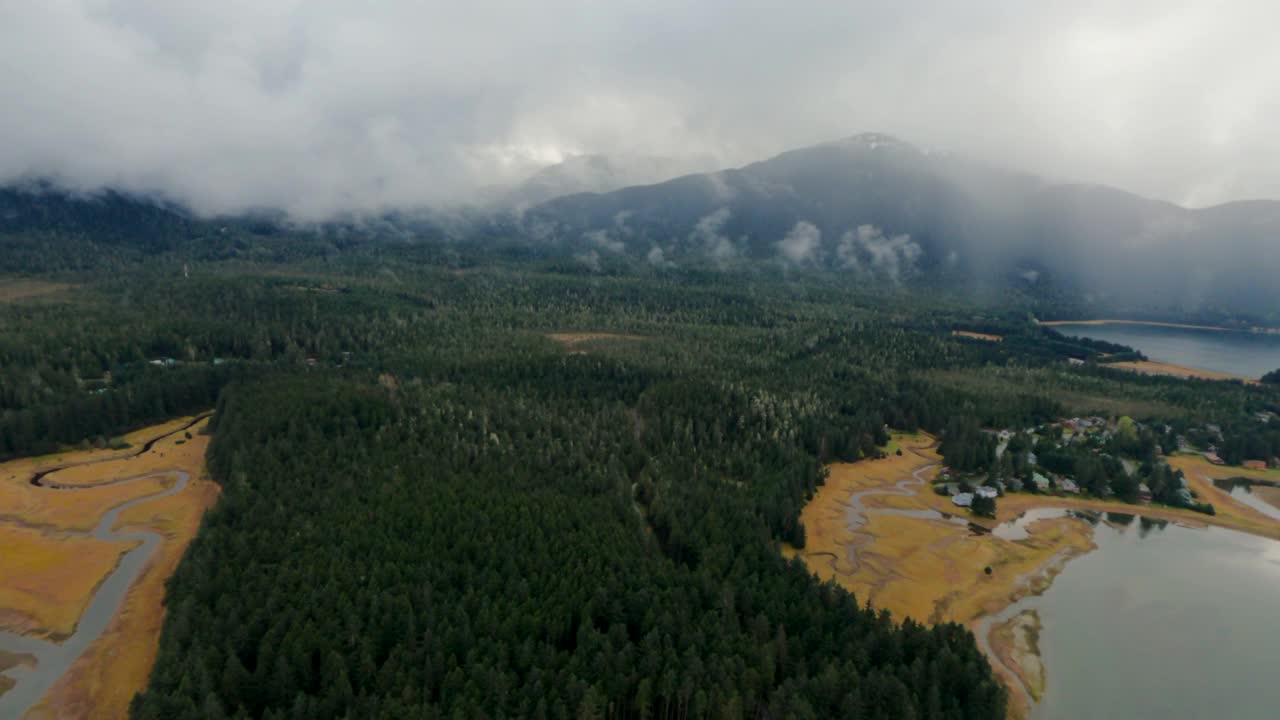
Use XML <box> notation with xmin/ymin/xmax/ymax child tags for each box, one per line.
<box><xmin>523</xmin><ymin>134</ymin><xmax>1280</xmax><ymax>320</ymax></box>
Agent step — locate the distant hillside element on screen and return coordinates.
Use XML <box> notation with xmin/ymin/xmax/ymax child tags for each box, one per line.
<box><xmin>5</xmin><ymin>135</ymin><xmax>1279</xmax><ymax>321</ymax></box>
<box><xmin>521</xmin><ymin>134</ymin><xmax>1280</xmax><ymax>319</ymax></box>
<box><xmin>498</xmin><ymin>153</ymin><xmax>720</xmax><ymax>208</ymax></box>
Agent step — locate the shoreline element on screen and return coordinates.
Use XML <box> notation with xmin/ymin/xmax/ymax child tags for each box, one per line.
<box><xmin>1101</xmin><ymin>359</ymin><xmax>1258</xmax><ymax>384</ymax></box>
<box><xmin>786</xmin><ymin>435</ymin><xmax>1280</xmax><ymax>719</ymax></box>
<box><xmin>1040</xmin><ymin>318</ymin><xmax>1276</xmax><ymax>333</ymax></box>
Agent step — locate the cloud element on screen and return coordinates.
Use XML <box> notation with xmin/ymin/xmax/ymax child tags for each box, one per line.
<box><xmin>777</xmin><ymin>221</ymin><xmax>823</xmax><ymax>265</ymax></box>
<box><xmin>584</xmin><ymin>229</ymin><xmax>625</xmax><ymax>254</ymax></box>
<box><xmin>574</xmin><ymin>249</ymin><xmax>602</xmax><ymax>272</ymax></box>
<box><xmin>1</xmin><ymin>2</ymin><xmax>1278</xmax><ymax>218</ymax></box>
<box><xmin>837</xmin><ymin>225</ymin><xmax>922</xmax><ymax>282</ymax></box>
<box><xmin>687</xmin><ymin>208</ymin><xmax>737</xmax><ymax>264</ymax></box>
<box><xmin>646</xmin><ymin>246</ymin><xmax>672</xmax><ymax>267</ymax></box>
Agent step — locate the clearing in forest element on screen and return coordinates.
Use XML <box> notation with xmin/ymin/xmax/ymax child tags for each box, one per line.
<box><xmin>952</xmin><ymin>330</ymin><xmax>1003</xmax><ymax>342</ymax></box>
<box><xmin>546</xmin><ymin>332</ymin><xmax>646</xmax><ymax>349</ymax></box>
<box><xmin>1105</xmin><ymin>359</ymin><xmax>1258</xmax><ymax>384</ymax></box>
<box><xmin>0</xmin><ymin>279</ymin><xmax>73</xmax><ymax>303</ymax></box>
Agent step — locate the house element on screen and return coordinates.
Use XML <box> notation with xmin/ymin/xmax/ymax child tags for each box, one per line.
<box><xmin>1031</xmin><ymin>472</ymin><xmax>1050</xmax><ymax>491</ymax></box>
<box><xmin>1137</xmin><ymin>483</ymin><xmax>1153</xmax><ymax>503</ymax></box>
<box><xmin>1026</xmin><ymin>452</ymin><xmax>1039</xmax><ymax>466</ymax></box>
<box><xmin>1059</xmin><ymin>478</ymin><xmax>1080</xmax><ymax>494</ymax></box>
<box><xmin>975</xmin><ymin>486</ymin><xmax>998</xmax><ymax>500</ymax></box>
<box><xmin>1205</xmin><ymin>452</ymin><xmax>1224</xmax><ymax>465</ymax></box>
<box><xmin>952</xmin><ymin>493</ymin><xmax>974</xmax><ymax>507</ymax></box>
<box><xmin>1243</xmin><ymin>460</ymin><xmax>1268</xmax><ymax>471</ymax></box>
<box><xmin>1006</xmin><ymin>478</ymin><xmax>1024</xmax><ymax>491</ymax></box>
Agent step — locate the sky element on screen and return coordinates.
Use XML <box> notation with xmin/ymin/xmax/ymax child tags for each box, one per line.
<box><xmin>2</xmin><ymin>1</ymin><xmax>1278</xmax><ymax>218</ymax></box>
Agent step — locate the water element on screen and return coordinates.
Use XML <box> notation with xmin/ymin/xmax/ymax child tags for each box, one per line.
<box><xmin>1212</xmin><ymin>478</ymin><xmax>1280</xmax><ymax>521</ymax></box>
<box><xmin>1051</xmin><ymin>322</ymin><xmax>1280</xmax><ymax>378</ymax></box>
<box><xmin>987</xmin><ymin>513</ymin><xmax>1280</xmax><ymax>720</ymax></box>
<box><xmin>0</xmin><ymin>471</ymin><xmax>189</xmax><ymax>717</ymax></box>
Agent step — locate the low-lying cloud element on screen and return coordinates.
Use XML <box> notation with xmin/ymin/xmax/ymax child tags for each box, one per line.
<box><xmin>688</xmin><ymin>208</ymin><xmax>737</xmax><ymax>264</ymax></box>
<box><xmin>837</xmin><ymin>225</ymin><xmax>923</xmax><ymax>282</ymax></box>
<box><xmin>777</xmin><ymin>221</ymin><xmax>823</xmax><ymax>266</ymax></box>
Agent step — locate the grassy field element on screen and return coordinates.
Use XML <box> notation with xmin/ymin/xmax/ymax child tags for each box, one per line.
<box><xmin>783</xmin><ymin>434</ymin><xmax>1095</xmax><ymax>626</ymax></box>
<box><xmin>26</xmin><ymin>470</ymin><xmax>219</xmax><ymax>720</ymax></box>
<box><xmin>0</xmin><ymin>525</ymin><xmax>130</xmax><ymax>640</ymax></box>
<box><xmin>1106</xmin><ymin>359</ymin><xmax>1258</xmax><ymax>383</ymax></box>
<box><xmin>38</xmin><ymin>418</ymin><xmax>209</xmax><ymax>487</ymax></box>
<box><xmin>0</xmin><ymin>278</ymin><xmax>72</xmax><ymax>303</ymax></box>
<box><xmin>785</xmin><ymin>434</ymin><xmax>1280</xmax><ymax>719</ymax></box>
<box><xmin>545</xmin><ymin>332</ymin><xmax>647</xmax><ymax>350</ymax></box>
<box><xmin>0</xmin><ymin>473</ymin><xmax>173</xmax><ymax>534</ymax></box>
<box><xmin>924</xmin><ymin>368</ymin><xmax>1187</xmax><ymax>419</ymax></box>
<box><xmin>1167</xmin><ymin>454</ymin><xmax>1280</xmax><ymax>531</ymax></box>
<box><xmin>0</xmin><ymin>417</ymin><xmax>217</xmax><ymax>719</ymax></box>
<box><xmin>952</xmin><ymin>330</ymin><xmax>1003</xmax><ymax>342</ymax></box>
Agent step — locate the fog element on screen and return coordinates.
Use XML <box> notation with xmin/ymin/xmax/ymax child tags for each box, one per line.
<box><xmin>2</xmin><ymin>1</ymin><xmax>1278</xmax><ymax>218</ymax></box>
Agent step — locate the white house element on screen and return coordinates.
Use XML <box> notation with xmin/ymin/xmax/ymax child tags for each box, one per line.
<box><xmin>1059</xmin><ymin>478</ymin><xmax>1080</xmax><ymax>494</ymax></box>
<box><xmin>975</xmin><ymin>486</ymin><xmax>998</xmax><ymax>500</ymax></box>
<box><xmin>952</xmin><ymin>493</ymin><xmax>974</xmax><ymax>507</ymax></box>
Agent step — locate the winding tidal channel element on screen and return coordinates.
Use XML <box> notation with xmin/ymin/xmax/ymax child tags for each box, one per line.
<box><xmin>0</xmin><ymin>414</ymin><xmax>210</xmax><ymax>717</ymax></box>
<box><xmin>0</xmin><ymin>470</ymin><xmax>189</xmax><ymax>716</ymax></box>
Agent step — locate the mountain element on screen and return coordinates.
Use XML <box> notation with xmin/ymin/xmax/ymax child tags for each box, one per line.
<box><xmin>522</xmin><ymin>133</ymin><xmax>1280</xmax><ymax>317</ymax></box>
<box><xmin>4</xmin><ymin>134</ymin><xmax>1278</xmax><ymax>319</ymax></box>
<box><xmin>497</xmin><ymin>153</ymin><xmax>720</xmax><ymax>209</ymax></box>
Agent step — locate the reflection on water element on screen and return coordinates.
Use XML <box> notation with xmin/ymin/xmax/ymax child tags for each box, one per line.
<box><xmin>1212</xmin><ymin>478</ymin><xmax>1280</xmax><ymax>521</ymax></box>
<box><xmin>997</xmin><ymin>517</ymin><xmax>1280</xmax><ymax>720</ymax></box>
<box><xmin>991</xmin><ymin>508</ymin><xmax>1098</xmax><ymax>541</ymax></box>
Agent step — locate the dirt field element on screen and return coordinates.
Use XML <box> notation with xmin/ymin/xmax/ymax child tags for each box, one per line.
<box><xmin>0</xmin><ymin>279</ymin><xmax>73</xmax><ymax>303</ymax></box>
<box><xmin>988</xmin><ymin>610</ymin><xmax>1044</xmax><ymax>720</ymax></box>
<box><xmin>0</xmin><ymin>651</ymin><xmax>35</xmax><ymax>697</ymax></box>
<box><xmin>952</xmin><ymin>330</ymin><xmax>1003</xmax><ymax>342</ymax></box>
<box><xmin>1105</xmin><ymin>359</ymin><xmax>1257</xmax><ymax>383</ymax></box>
<box><xmin>546</xmin><ymin>332</ymin><xmax>646</xmax><ymax>349</ymax></box>
<box><xmin>1254</xmin><ymin>485</ymin><xmax>1280</xmax><ymax>512</ymax></box>
<box><xmin>0</xmin><ymin>416</ymin><xmax>217</xmax><ymax>719</ymax></box>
